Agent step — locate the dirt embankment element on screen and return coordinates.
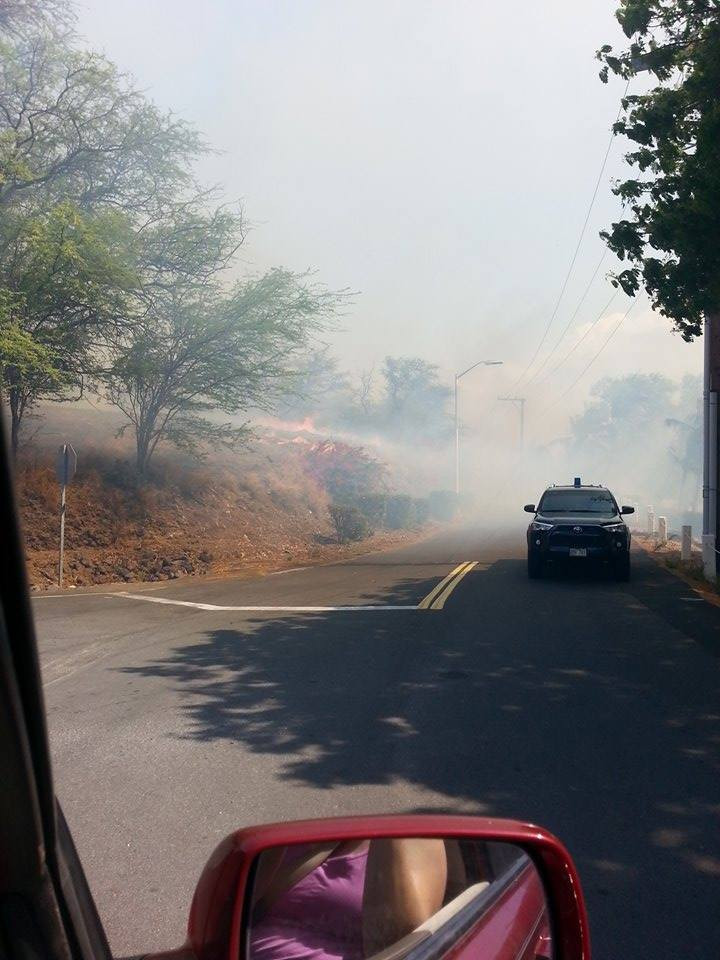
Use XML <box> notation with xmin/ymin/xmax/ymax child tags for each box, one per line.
<box><xmin>16</xmin><ymin>433</ymin><xmax>426</xmax><ymax>591</ymax></box>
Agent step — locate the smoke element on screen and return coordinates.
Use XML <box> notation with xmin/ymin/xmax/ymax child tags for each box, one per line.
<box><xmin>455</xmin><ymin>372</ymin><xmax>702</xmax><ymax>534</ymax></box>
<box><xmin>269</xmin><ymin>362</ymin><xmax>702</xmax><ymax>541</ymax></box>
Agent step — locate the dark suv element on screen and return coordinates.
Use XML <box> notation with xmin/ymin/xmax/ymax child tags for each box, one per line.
<box><xmin>525</xmin><ymin>481</ymin><xmax>634</xmax><ymax>581</ymax></box>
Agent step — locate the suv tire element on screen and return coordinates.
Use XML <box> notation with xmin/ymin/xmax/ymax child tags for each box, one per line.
<box><xmin>528</xmin><ymin>554</ymin><xmax>543</xmax><ymax>579</ymax></box>
<box><xmin>614</xmin><ymin>555</ymin><xmax>630</xmax><ymax>582</ymax></box>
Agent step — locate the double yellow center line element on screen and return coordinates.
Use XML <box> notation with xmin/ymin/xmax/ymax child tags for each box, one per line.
<box><xmin>418</xmin><ymin>561</ymin><xmax>478</xmax><ymax>610</ymax></box>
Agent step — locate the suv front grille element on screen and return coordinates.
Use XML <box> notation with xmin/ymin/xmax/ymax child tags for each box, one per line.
<box><xmin>549</xmin><ymin>524</ymin><xmax>606</xmax><ymax>548</ymax></box>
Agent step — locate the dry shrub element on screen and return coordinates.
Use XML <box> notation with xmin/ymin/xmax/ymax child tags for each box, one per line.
<box><xmin>16</xmin><ymin>412</ymin><xmax>404</xmax><ymax>590</ymax></box>
<box><xmin>237</xmin><ymin>473</ymin><xmax>264</xmax><ymax>500</ymax></box>
<box><xmin>19</xmin><ymin>463</ymin><xmax>59</xmax><ymax>511</ymax></box>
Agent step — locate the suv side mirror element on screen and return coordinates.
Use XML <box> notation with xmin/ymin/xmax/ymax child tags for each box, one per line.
<box><xmin>177</xmin><ymin>815</ymin><xmax>590</xmax><ymax>960</ymax></box>
<box><xmin>621</xmin><ymin>505</ymin><xmax>635</xmax><ymax>515</ymax></box>
<box><xmin>524</xmin><ymin>504</ymin><xmax>536</xmax><ymax>513</ymax></box>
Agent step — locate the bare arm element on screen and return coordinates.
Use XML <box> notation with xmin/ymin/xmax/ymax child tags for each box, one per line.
<box><xmin>362</xmin><ymin>839</ymin><xmax>447</xmax><ymax>955</ymax></box>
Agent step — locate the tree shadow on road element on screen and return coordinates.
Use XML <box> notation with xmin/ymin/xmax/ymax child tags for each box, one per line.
<box><xmin>118</xmin><ymin>555</ymin><xmax>720</xmax><ymax>959</ymax></box>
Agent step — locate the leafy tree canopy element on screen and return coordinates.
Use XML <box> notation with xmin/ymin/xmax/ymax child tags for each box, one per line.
<box><xmin>598</xmin><ymin>0</ymin><xmax>720</xmax><ymax>339</ymax></box>
<box><xmin>0</xmin><ymin>5</ymin><xmax>210</xmax><ymax>451</ymax></box>
<box><xmin>102</xmin><ymin>268</ymin><xmax>343</xmax><ymax>476</ymax></box>
<box><xmin>0</xmin><ymin>201</ymin><xmax>137</xmax><ymax>450</ymax></box>
<box><xmin>0</xmin><ymin>0</ymin><xmax>73</xmax><ymax>38</ymax></box>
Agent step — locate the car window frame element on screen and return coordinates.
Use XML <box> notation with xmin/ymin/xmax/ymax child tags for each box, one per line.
<box><xmin>0</xmin><ymin>418</ymin><xmax>112</xmax><ymax>960</ymax></box>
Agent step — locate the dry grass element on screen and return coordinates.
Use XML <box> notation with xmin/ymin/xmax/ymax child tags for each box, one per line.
<box><xmin>15</xmin><ymin>405</ymin><xmax>426</xmax><ymax>590</ymax></box>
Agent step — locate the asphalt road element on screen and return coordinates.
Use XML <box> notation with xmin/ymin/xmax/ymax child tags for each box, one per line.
<box><xmin>33</xmin><ymin>524</ymin><xmax>720</xmax><ymax>960</ymax></box>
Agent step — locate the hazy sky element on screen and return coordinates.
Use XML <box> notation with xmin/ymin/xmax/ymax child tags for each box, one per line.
<box><xmin>76</xmin><ymin>0</ymin><xmax>702</xmax><ymax>435</ymax></box>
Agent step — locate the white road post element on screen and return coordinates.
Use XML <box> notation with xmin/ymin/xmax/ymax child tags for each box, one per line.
<box><xmin>681</xmin><ymin>525</ymin><xmax>692</xmax><ymax>562</ymax></box>
<box><xmin>658</xmin><ymin>516</ymin><xmax>668</xmax><ymax>545</ymax></box>
<box><xmin>647</xmin><ymin>507</ymin><xmax>655</xmax><ymax>536</ymax></box>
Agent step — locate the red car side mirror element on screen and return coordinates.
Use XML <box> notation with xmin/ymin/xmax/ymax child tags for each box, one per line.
<box><xmin>169</xmin><ymin>815</ymin><xmax>590</xmax><ymax>960</ymax></box>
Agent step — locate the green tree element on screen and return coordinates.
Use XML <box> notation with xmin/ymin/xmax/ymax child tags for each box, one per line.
<box><xmin>597</xmin><ymin>1</ymin><xmax>720</xmax><ymax>339</ymax></box>
<box><xmin>380</xmin><ymin>356</ymin><xmax>451</xmax><ymax>441</ymax></box>
<box><xmin>0</xmin><ymin>14</ymin><xmax>210</xmax><ymax>450</ymax></box>
<box><xmin>102</xmin><ymin>269</ymin><xmax>342</xmax><ymax>478</ymax></box>
<box><xmin>0</xmin><ymin>0</ymin><xmax>73</xmax><ymax>38</ymax></box>
<box><xmin>666</xmin><ymin>373</ymin><xmax>702</xmax><ymax>509</ymax></box>
<box><xmin>0</xmin><ymin>32</ymin><xmax>202</xmax><ymax>219</ymax></box>
<box><xmin>569</xmin><ymin>372</ymin><xmax>696</xmax><ymax>510</ymax></box>
<box><xmin>571</xmin><ymin>373</ymin><xmax>675</xmax><ymax>450</ymax></box>
<box><xmin>273</xmin><ymin>345</ymin><xmax>351</xmax><ymax>422</ymax></box>
<box><xmin>304</xmin><ymin>439</ymin><xmax>387</xmax><ymax>502</ymax></box>
<box><xmin>588</xmin><ymin>372</ymin><xmax>675</xmax><ymax>424</ymax></box>
<box><xmin>0</xmin><ymin>201</ymin><xmax>137</xmax><ymax>451</ymax></box>
<box><xmin>0</xmin><ymin>306</ymin><xmax>63</xmax><ymax>425</ymax></box>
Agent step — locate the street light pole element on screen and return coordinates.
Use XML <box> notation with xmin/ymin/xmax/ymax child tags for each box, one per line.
<box><xmin>454</xmin><ymin>360</ymin><xmax>503</xmax><ymax>496</ymax></box>
<box><xmin>454</xmin><ymin>374</ymin><xmax>460</xmax><ymax>496</ymax></box>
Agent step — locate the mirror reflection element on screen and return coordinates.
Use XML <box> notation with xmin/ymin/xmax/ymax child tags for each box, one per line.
<box><xmin>246</xmin><ymin>837</ymin><xmax>551</xmax><ymax>960</ymax></box>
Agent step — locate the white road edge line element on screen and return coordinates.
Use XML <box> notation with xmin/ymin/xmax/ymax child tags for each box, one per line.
<box><xmin>115</xmin><ymin>592</ymin><xmax>418</xmax><ymax>612</ymax></box>
<box><xmin>33</xmin><ymin>593</ymin><xmax>86</xmax><ymax>599</ymax></box>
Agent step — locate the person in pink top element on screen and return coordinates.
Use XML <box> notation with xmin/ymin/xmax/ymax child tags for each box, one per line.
<box><xmin>249</xmin><ymin>839</ymin><xmax>448</xmax><ymax>960</ymax></box>
<box><xmin>249</xmin><ymin>841</ymin><xmax>369</xmax><ymax>960</ymax></box>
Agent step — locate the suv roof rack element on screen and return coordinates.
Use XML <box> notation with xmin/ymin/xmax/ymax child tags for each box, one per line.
<box><xmin>549</xmin><ymin>483</ymin><xmax>607</xmax><ymax>490</ymax></box>
<box><xmin>548</xmin><ymin>483</ymin><xmax>606</xmax><ymax>489</ymax></box>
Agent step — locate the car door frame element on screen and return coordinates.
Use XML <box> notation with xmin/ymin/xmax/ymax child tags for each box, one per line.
<box><xmin>0</xmin><ymin>419</ymin><xmax>112</xmax><ymax>960</ymax></box>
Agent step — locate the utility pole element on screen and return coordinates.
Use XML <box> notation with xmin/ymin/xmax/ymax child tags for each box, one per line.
<box><xmin>498</xmin><ymin>397</ymin><xmax>526</xmax><ymax>450</ymax></box>
<box><xmin>703</xmin><ymin>311</ymin><xmax>720</xmax><ymax>579</ymax></box>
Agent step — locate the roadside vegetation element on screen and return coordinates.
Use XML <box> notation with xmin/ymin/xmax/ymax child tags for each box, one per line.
<box><xmin>561</xmin><ymin>372</ymin><xmax>701</xmax><ymax>524</ymax></box>
<box><xmin>0</xmin><ymin>0</ymin><xmax>460</xmax><ymax>588</ymax></box>
<box><xmin>0</xmin><ymin>0</ymin><xmax>343</xmax><ymax>470</ymax></box>
<box><xmin>17</xmin><ymin>408</ymin><xmax>458</xmax><ymax>589</ymax></box>
<box><xmin>5</xmin><ymin>0</ymin><xmax>716</xmax><ymax>588</ymax></box>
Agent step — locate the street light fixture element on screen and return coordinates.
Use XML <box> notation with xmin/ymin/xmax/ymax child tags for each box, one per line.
<box><xmin>454</xmin><ymin>360</ymin><xmax>503</xmax><ymax>496</ymax></box>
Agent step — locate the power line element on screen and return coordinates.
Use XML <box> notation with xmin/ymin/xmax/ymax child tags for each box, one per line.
<box><xmin>512</xmin><ymin>79</ymin><xmax>630</xmax><ymax>389</ymax></box>
<box><xmin>538</xmin><ymin>296</ymin><xmax>639</xmax><ymax>415</ymax></box>
<box><xmin>524</xmin><ymin>248</ymin><xmax>608</xmax><ymax>387</ymax></box>
<box><xmin>531</xmin><ymin>287</ymin><xmax>619</xmax><ymax>390</ymax></box>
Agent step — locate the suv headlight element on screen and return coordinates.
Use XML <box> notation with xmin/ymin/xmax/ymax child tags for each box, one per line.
<box><xmin>605</xmin><ymin>523</ymin><xmax>626</xmax><ymax>533</ymax></box>
<box><xmin>531</xmin><ymin>520</ymin><xmax>553</xmax><ymax>531</ymax></box>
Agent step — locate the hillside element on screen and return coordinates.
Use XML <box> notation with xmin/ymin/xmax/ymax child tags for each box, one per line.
<box><xmin>14</xmin><ymin>407</ymin><xmax>428</xmax><ymax>591</ymax></box>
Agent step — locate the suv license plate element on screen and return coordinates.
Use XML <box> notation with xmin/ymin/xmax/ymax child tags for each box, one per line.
<box><xmin>569</xmin><ymin>548</ymin><xmax>587</xmax><ymax>557</ymax></box>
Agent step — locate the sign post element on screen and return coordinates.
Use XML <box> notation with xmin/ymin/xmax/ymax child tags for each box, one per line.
<box><xmin>55</xmin><ymin>444</ymin><xmax>77</xmax><ymax>588</ymax></box>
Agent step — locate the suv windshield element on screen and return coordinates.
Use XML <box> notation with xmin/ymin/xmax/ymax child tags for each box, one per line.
<box><xmin>538</xmin><ymin>490</ymin><xmax>617</xmax><ymax>515</ymax></box>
